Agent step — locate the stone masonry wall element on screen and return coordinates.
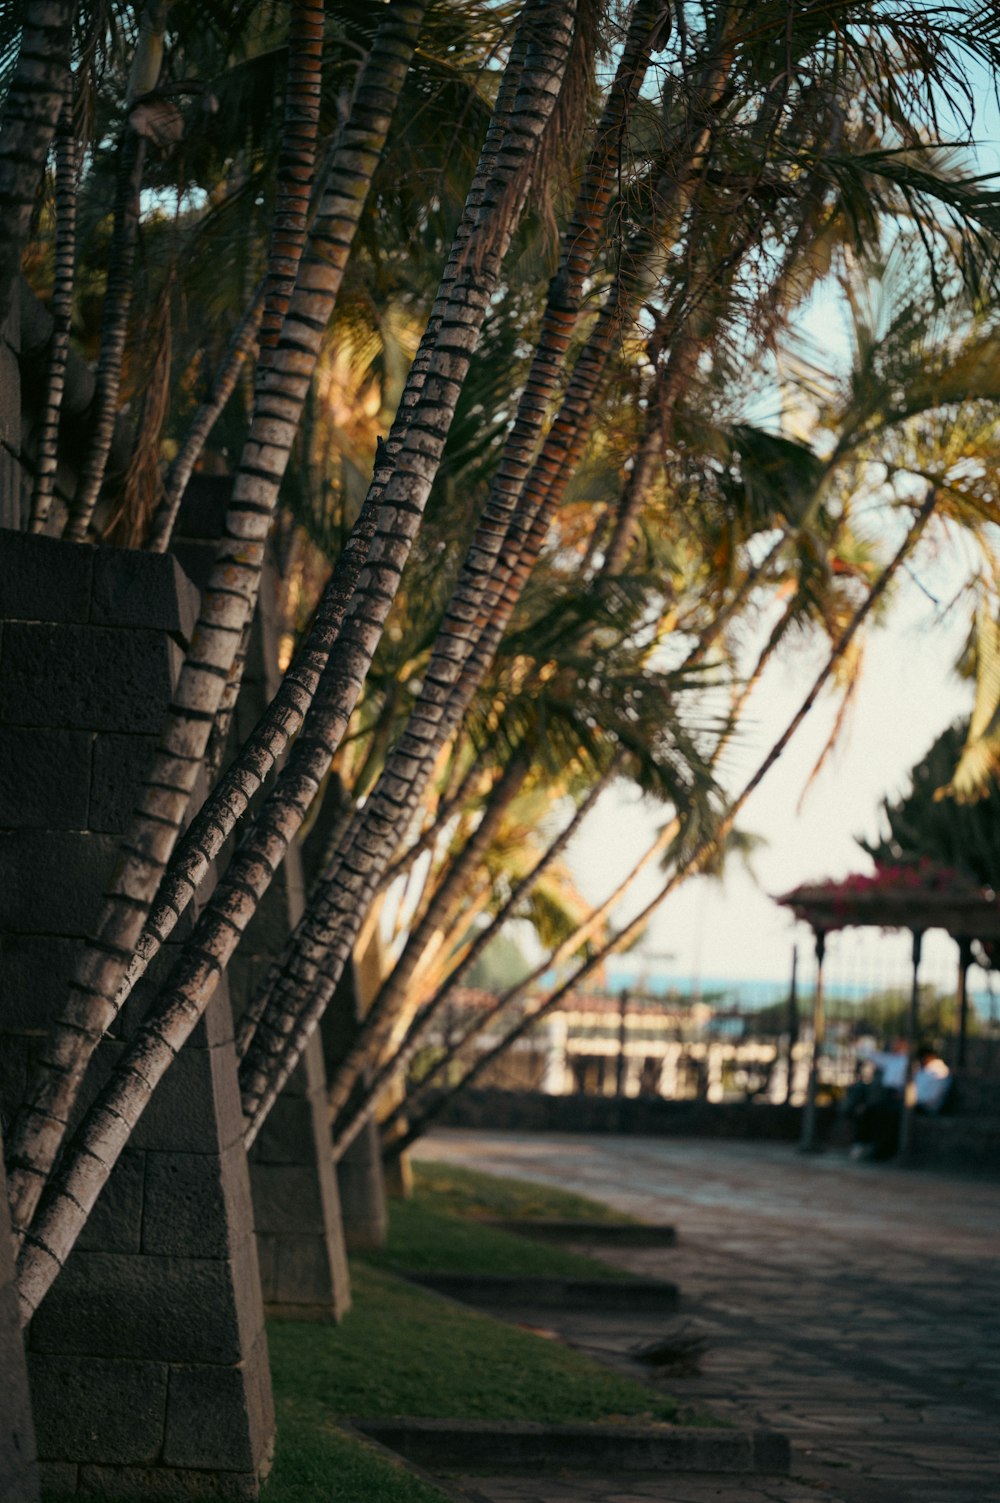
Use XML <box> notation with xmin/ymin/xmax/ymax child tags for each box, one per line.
<box><xmin>172</xmin><ymin>477</ymin><xmax>351</xmax><ymax>1321</ymax></box>
<box><xmin>0</xmin><ymin>1130</ymin><xmax>38</xmax><ymax>1503</ymax></box>
<box><xmin>0</xmin><ymin>530</ymin><xmax>274</xmax><ymax>1498</ymax></box>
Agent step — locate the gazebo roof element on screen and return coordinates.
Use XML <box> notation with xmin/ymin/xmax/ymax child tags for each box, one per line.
<box><xmin>776</xmin><ymin>861</ymin><xmax>1000</xmax><ymax>941</ymax></box>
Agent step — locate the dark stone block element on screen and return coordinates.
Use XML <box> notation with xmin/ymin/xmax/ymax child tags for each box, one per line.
<box><xmin>0</xmin><ymin>726</ymin><xmax>91</xmax><ymax>829</ymax></box>
<box><xmin>0</xmin><ymin>1034</ymin><xmax>32</xmax><ymax>1126</ymax></box>
<box><xmin>0</xmin><ymin>530</ymin><xmax>92</xmax><ymax>624</ymax></box>
<box><xmin>239</xmin><ymin>877</ymin><xmax>294</xmax><ymax>957</ymax></box>
<box><xmin>76</xmin><ymin>1148</ymin><xmax>144</xmax><ymax>1254</ymax></box>
<box><xmin>28</xmin><ymin>1249</ymin><xmax>262</xmax><ymax>1366</ymax></box>
<box><xmin>172</xmin><ymin>476</ymin><xmax>232</xmax><ymax>545</ymax></box>
<box><xmin>29</xmin><ymin>1355</ymin><xmax>167</xmax><ymax>1464</ymax></box>
<box><xmin>35</xmin><ymin>1463</ymin><xmax>76</xmax><ymax>1496</ymax></box>
<box><xmin>0</xmin><ymin>622</ymin><xmax>180</xmax><ymax>732</ymax></box>
<box><xmin>0</xmin><ymin>341</ymin><xmax>21</xmax><ymax>451</ymax></box>
<box><xmin>272</xmin><ymin>1236</ymin><xmax>340</xmax><ymax>1310</ymax></box>
<box><xmin>92</xmin><ymin>549</ymin><xmax>199</xmax><ymax>645</ymax></box>
<box><xmin>0</xmin><ymin>448</ymin><xmax>25</xmax><ymax>533</ymax></box>
<box><xmin>163</xmin><ymin>1363</ymin><xmax>258</xmax><ymax>1470</ymax></box>
<box><xmin>250</xmin><ymin>1096</ymin><xmax>317</xmax><ymax>1167</ymax></box>
<box><xmin>0</xmin><ymin>1138</ymin><xmax>39</xmax><ymax>1503</ymax></box>
<box><xmin>78</xmin><ymin>1464</ymin><xmax>261</xmax><ymax>1501</ymax></box>
<box><xmin>89</xmin><ymin>733</ymin><xmax>158</xmax><ymax>833</ymax></box>
<box><xmin>0</xmin><ymin>829</ymin><xmax>115</xmax><ymax>934</ymax></box>
<box><xmin>250</xmin><ymin>1165</ymin><xmax>328</xmax><ymax>1236</ymax></box>
<box><xmin>0</xmin><ymin>934</ymin><xmax>77</xmax><ymax>1030</ymax></box>
<box><xmin>132</xmin><ymin>1025</ymin><xmax>244</xmax><ymax>1156</ymax></box>
<box><xmin>336</xmin><ymin>1117</ymin><xmax>387</xmax><ymax>1253</ymax></box>
<box><xmin>142</xmin><ymin>1143</ymin><xmax>253</xmax><ymax>1260</ymax></box>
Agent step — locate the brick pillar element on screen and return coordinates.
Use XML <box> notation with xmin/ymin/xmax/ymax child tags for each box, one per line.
<box><xmin>0</xmin><ymin>1130</ymin><xmax>39</xmax><ymax>1503</ymax></box>
<box><xmin>173</xmin><ymin>478</ymin><xmax>350</xmax><ymax>1321</ymax></box>
<box><xmin>0</xmin><ymin>531</ymin><xmax>274</xmax><ymax>1498</ymax></box>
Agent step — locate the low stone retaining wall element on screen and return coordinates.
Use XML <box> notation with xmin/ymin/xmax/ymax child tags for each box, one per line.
<box><xmin>350</xmin><ymin>1418</ymin><xmax>791</xmax><ymax>1475</ymax></box>
<box><xmin>425</xmin><ymin>1088</ymin><xmax>1000</xmax><ymax>1173</ymax></box>
<box><xmin>427</xmin><ymin>1088</ymin><xmax>827</xmax><ymax>1141</ymax></box>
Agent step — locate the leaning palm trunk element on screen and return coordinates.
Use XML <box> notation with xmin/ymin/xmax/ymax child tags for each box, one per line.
<box><xmin>234</xmin><ymin>0</ymin><xmax>581</xmax><ymax>1144</ymax></box>
<box><xmin>256</xmin><ymin>1</ymin><xmax>324</xmax><ymax>365</ymax></box>
<box><xmin>0</xmin><ymin>0</ymin><xmax>72</xmax><ymax>334</ymax></box>
<box><xmin>324</xmin><ymin>752</ymin><xmax>531</xmax><ymax>1129</ymax></box>
<box><xmin>13</xmin><ymin>0</ymin><xmax>576</xmax><ymax>1318</ymax></box>
<box><xmin>257</xmin><ymin>0</ymin><xmax>667</xmax><ymax>1038</ymax></box>
<box><xmin>390</xmin><ymin>490</ymin><xmax>940</xmax><ymax>1152</ymax></box>
<box><xmin>28</xmin><ymin>88</ymin><xmax>77</xmax><ymax>534</ymax></box>
<box><xmin>5</xmin><ymin>1</ymin><xmax>422</xmax><ymax>1245</ymax></box>
<box><xmin>333</xmin><ymin>771</ymin><xmax>608</xmax><ymax>1156</ymax></box>
<box><xmin>62</xmin><ymin>0</ymin><xmax>168</xmax><ymax>542</ymax></box>
<box><xmin>146</xmin><ymin>287</ymin><xmax>265</xmax><ymax>552</ymax></box>
<box><xmin>111</xmin><ymin>484</ymin><xmax>382</xmax><ymax>1018</ymax></box>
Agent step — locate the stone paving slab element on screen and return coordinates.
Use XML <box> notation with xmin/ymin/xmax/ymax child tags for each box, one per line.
<box><xmin>416</xmin><ymin>1131</ymin><xmax>1000</xmax><ymax>1503</ymax></box>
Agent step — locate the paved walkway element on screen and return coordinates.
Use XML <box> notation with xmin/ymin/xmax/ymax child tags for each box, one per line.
<box><xmin>412</xmin><ymin>1130</ymin><xmax>1000</xmax><ymax>1503</ymax></box>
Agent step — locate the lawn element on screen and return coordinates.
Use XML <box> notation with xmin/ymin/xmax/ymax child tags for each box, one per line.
<box><xmin>409</xmin><ymin>1159</ymin><xmax>636</xmax><ymax>1222</ymax></box>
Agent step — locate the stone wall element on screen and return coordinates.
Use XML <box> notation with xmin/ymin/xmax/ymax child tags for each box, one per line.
<box><xmin>0</xmin><ymin>531</ymin><xmax>274</xmax><ymax>1498</ymax></box>
<box><xmin>172</xmin><ymin>477</ymin><xmax>351</xmax><ymax>1320</ymax></box>
<box><xmin>0</xmin><ymin>1131</ymin><xmax>38</xmax><ymax>1503</ymax></box>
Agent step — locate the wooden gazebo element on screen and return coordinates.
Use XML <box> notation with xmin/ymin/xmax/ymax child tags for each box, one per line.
<box><xmin>776</xmin><ymin>861</ymin><xmax>1000</xmax><ymax>1154</ymax></box>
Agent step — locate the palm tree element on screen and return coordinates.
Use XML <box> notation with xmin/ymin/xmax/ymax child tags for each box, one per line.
<box><xmin>6</xmin><ymin>0</ymin><xmax>429</xmax><ymax>1245</ymax></box>
<box><xmin>0</xmin><ymin>1</ymin><xmax>72</xmax><ymax>332</ymax></box>
<box><xmin>13</xmin><ymin>0</ymin><xmax>579</xmax><ymax>1318</ymax></box>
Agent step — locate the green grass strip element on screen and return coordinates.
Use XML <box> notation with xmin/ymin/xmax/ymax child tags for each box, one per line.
<box><xmin>411</xmin><ymin>1160</ymin><xmax>636</xmax><ymax>1222</ymax></box>
<box><xmin>370</xmin><ymin>1194</ymin><xmax>634</xmax><ymax>1279</ymax></box>
<box><xmin>268</xmin><ymin>1263</ymin><xmax>679</xmax><ymax>1426</ymax></box>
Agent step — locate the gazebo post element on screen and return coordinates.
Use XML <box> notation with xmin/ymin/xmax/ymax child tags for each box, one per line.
<box><xmin>783</xmin><ymin>943</ymin><xmax>799</xmax><ymax>1106</ymax></box>
<box><xmin>898</xmin><ymin>927</ymin><xmax>923</xmax><ymax>1161</ymax></box>
<box><xmin>955</xmin><ymin>935</ymin><xmax>973</xmax><ymax>1070</ymax></box>
<box><xmin>800</xmin><ymin>928</ymin><xmax>826</xmax><ymax>1153</ymax></box>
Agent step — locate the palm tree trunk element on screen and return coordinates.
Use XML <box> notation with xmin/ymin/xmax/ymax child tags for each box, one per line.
<box><xmin>324</xmin><ymin>752</ymin><xmax>531</xmax><ymax>1129</ymax></box>
<box><xmin>256</xmin><ymin>1</ymin><xmax>324</xmax><ymax>366</ymax></box>
<box><xmin>275</xmin><ymin>0</ymin><xmax>667</xmax><ymax>986</ymax></box>
<box><xmin>146</xmin><ymin>287</ymin><xmax>265</xmax><ymax>552</ymax></box>
<box><xmin>5</xmin><ymin>0</ymin><xmax>423</xmax><ymax>1245</ymax></box>
<box><xmin>233</xmin><ymin>0</ymin><xmax>581</xmax><ymax>1145</ymax></box>
<box><xmin>333</xmin><ymin>771</ymin><xmax>608</xmax><ymax>1156</ymax></box>
<box><xmin>62</xmin><ymin>0</ymin><xmax>168</xmax><ymax>542</ymax></box>
<box><xmin>390</xmin><ymin>491</ymin><xmax>940</xmax><ymax>1152</ymax></box>
<box><xmin>110</xmin><ymin>484</ymin><xmax>382</xmax><ymax>1018</ymax></box>
<box><xmin>28</xmin><ymin>86</ymin><xmax>77</xmax><ymax>533</ymax></box>
<box><xmin>12</xmin><ymin>0</ymin><xmax>576</xmax><ymax>1315</ymax></box>
<box><xmin>0</xmin><ymin>0</ymin><xmax>72</xmax><ymax>335</ymax></box>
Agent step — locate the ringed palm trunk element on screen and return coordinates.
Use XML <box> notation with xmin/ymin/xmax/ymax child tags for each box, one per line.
<box><xmin>0</xmin><ymin>0</ymin><xmax>72</xmax><ymax>335</ymax></box>
<box><xmin>13</xmin><ymin>0</ymin><xmax>577</xmax><ymax>1319</ymax></box>
<box><xmin>110</xmin><ymin>483</ymin><xmax>382</xmax><ymax>1017</ymax></box>
<box><xmin>325</xmin><ymin>751</ymin><xmax>531</xmax><ymax>1130</ymax></box>
<box><xmin>233</xmin><ymin>0</ymin><xmax>582</xmax><ymax>1144</ymax></box>
<box><xmin>62</xmin><ymin>0</ymin><xmax>168</xmax><ymax>542</ymax></box>
<box><xmin>256</xmin><ymin>0</ymin><xmax>667</xmax><ymax>1025</ymax></box>
<box><xmin>333</xmin><ymin>771</ymin><xmax>608</xmax><ymax>1156</ymax></box>
<box><xmin>28</xmin><ymin>86</ymin><xmax>77</xmax><ymax>534</ymax></box>
<box><xmin>389</xmin><ymin>490</ymin><xmax>941</xmax><ymax>1153</ymax></box>
<box><xmin>4</xmin><ymin>0</ymin><xmax>423</xmax><ymax>1245</ymax></box>
<box><xmin>239</xmin><ymin>3</ymin><xmax>742</xmax><ymax>1126</ymax></box>
<box><xmin>146</xmin><ymin>286</ymin><xmax>266</xmax><ymax>552</ymax></box>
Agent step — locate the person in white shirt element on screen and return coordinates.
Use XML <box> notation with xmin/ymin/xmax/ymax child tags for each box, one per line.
<box><xmin>914</xmin><ymin>1048</ymin><xmax>951</xmax><ymax>1113</ymax></box>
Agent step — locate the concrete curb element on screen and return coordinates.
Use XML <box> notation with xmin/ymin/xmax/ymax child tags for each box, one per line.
<box><xmin>402</xmin><ymin>1270</ymin><xmax>680</xmax><ymax>1311</ymax></box>
<box><xmin>482</xmin><ymin>1217</ymin><xmax>677</xmax><ymax>1246</ymax></box>
<box><xmin>350</xmin><ymin>1418</ymin><xmax>791</xmax><ymax>1475</ymax></box>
